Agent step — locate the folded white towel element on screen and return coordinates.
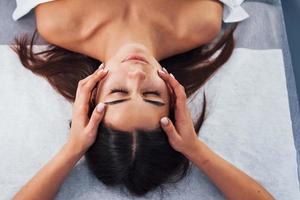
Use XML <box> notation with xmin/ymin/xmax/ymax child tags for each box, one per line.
<box><xmin>220</xmin><ymin>0</ymin><xmax>249</xmax><ymax>22</ymax></box>
<box><xmin>12</xmin><ymin>0</ymin><xmax>54</xmax><ymax>21</ymax></box>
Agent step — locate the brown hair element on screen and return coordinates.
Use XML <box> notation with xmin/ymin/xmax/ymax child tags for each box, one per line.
<box><xmin>10</xmin><ymin>23</ymin><xmax>237</xmax><ymax>131</ymax></box>
<box><xmin>10</xmin><ymin>23</ymin><xmax>237</xmax><ymax>197</ymax></box>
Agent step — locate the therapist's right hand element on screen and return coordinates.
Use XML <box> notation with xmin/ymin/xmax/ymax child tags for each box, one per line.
<box><xmin>68</xmin><ymin>66</ymin><xmax>108</xmax><ymax>155</ymax></box>
<box><xmin>158</xmin><ymin>69</ymin><xmax>201</xmax><ymax>158</ymax></box>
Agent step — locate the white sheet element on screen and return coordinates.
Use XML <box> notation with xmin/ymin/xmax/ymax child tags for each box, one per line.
<box><xmin>0</xmin><ymin>45</ymin><xmax>299</xmax><ymax>199</ymax></box>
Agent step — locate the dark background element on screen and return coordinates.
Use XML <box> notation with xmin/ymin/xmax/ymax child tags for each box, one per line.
<box><xmin>282</xmin><ymin>0</ymin><xmax>300</xmax><ymax>107</ymax></box>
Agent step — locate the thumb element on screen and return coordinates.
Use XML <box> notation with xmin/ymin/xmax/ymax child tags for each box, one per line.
<box><xmin>160</xmin><ymin>117</ymin><xmax>180</xmax><ymax>142</ymax></box>
<box><xmin>87</xmin><ymin>103</ymin><xmax>106</xmax><ymax>131</ymax></box>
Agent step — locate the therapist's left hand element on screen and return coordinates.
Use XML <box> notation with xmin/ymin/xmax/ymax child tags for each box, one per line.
<box><xmin>68</xmin><ymin>66</ymin><xmax>108</xmax><ymax>155</ymax></box>
<box><xmin>158</xmin><ymin>69</ymin><xmax>200</xmax><ymax>158</ymax></box>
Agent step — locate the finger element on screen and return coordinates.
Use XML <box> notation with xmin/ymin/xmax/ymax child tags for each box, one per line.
<box><xmin>162</xmin><ymin>68</ymin><xmax>175</xmax><ymax>100</ymax></box>
<box><xmin>73</xmin><ymin>70</ymin><xmax>108</xmax><ymax>120</ymax></box>
<box><xmin>99</xmin><ymin>63</ymin><xmax>104</xmax><ymax>70</ymax></box>
<box><xmin>79</xmin><ymin>67</ymin><xmax>103</xmax><ymax>85</ymax></box>
<box><xmin>158</xmin><ymin>70</ymin><xmax>187</xmax><ymax>111</ymax></box>
<box><xmin>86</xmin><ymin>103</ymin><xmax>106</xmax><ymax>131</ymax></box>
<box><xmin>75</xmin><ymin>69</ymin><xmax>108</xmax><ymax>106</ymax></box>
<box><xmin>160</xmin><ymin>117</ymin><xmax>181</xmax><ymax>142</ymax></box>
<box><xmin>158</xmin><ymin>70</ymin><xmax>186</xmax><ymax>100</ymax></box>
<box><xmin>82</xmin><ymin>69</ymin><xmax>108</xmax><ymax>92</ymax></box>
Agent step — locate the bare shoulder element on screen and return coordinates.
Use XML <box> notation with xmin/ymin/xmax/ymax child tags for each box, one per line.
<box><xmin>180</xmin><ymin>0</ymin><xmax>223</xmax><ymax>44</ymax></box>
<box><xmin>34</xmin><ymin>0</ymin><xmax>83</xmax><ymax>45</ymax></box>
<box><xmin>199</xmin><ymin>0</ymin><xmax>223</xmax><ymax>31</ymax></box>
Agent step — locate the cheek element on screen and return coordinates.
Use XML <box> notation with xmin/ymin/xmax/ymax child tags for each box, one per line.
<box><xmin>96</xmin><ymin>74</ymin><xmax>124</xmax><ymax>102</ymax></box>
<box><xmin>96</xmin><ymin>86</ymin><xmax>105</xmax><ymax>103</ymax></box>
<box><xmin>96</xmin><ymin>78</ymin><xmax>112</xmax><ymax>102</ymax></box>
<box><xmin>149</xmin><ymin>57</ymin><xmax>162</xmax><ymax>70</ymax></box>
<box><xmin>155</xmin><ymin>78</ymin><xmax>170</xmax><ymax>100</ymax></box>
<box><xmin>104</xmin><ymin>53</ymin><xmax>124</xmax><ymax>69</ymax></box>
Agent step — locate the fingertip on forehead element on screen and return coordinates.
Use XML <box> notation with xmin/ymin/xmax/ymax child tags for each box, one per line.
<box><xmin>99</xmin><ymin>63</ymin><xmax>104</xmax><ymax>69</ymax></box>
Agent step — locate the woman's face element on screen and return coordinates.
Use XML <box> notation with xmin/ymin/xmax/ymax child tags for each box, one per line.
<box><xmin>96</xmin><ymin>44</ymin><xmax>170</xmax><ymax>132</ymax></box>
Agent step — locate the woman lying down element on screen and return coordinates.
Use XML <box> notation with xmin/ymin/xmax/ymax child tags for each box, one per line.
<box><xmin>11</xmin><ymin>0</ymin><xmax>274</xmax><ymax>199</ymax></box>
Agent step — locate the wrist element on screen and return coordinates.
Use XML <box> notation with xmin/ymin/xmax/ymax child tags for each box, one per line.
<box><xmin>183</xmin><ymin>139</ymin><xmax>204</xmax><ymax>161</ymax></box>
<box><xmin>64</xmin><ymin>140</ymin><xmax>86</xmax><ymax>159</ymax></box>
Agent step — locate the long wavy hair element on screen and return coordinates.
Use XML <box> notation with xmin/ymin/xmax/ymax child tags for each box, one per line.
<box><xmin>10</xmin><ymin>23</ymin><xmax>237</xmax><ymax>197</ymax></box>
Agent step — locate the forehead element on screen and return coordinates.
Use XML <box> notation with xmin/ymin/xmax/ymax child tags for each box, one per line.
<box><xmin>103</xmin><ymin>99</ymin><xmax>169</xmax><ymax>132</ymax></box>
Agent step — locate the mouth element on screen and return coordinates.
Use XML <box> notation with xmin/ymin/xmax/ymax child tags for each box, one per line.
<box><xmin>122</xmin><ymin>54</ymin><xmax>149</xmax><ymax>64</ymax></box>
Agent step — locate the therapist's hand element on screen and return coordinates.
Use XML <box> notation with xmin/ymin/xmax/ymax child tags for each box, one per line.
<box><xmin>68</xmin><ymin>66</ymin><xmax>108</xmax><ymax>155</ymax></box>
<box><xmin>158</xmin><ymin>69</ymin><xmax>200</xmax><ymax>158</ymax></box>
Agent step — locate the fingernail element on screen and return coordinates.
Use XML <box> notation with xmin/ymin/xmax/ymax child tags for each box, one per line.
<box><xmin>96</xmin><ymin>103</ymin><xmax>105</xmax><ymax>112</ymax></box>
<box><xmin>158</xmin><ymin>69</ymin><xmax>165</xmax><ymax>74</ymax></box>
<box><xmin>97</xmin><ymin>69</ymin><xmax>103</xmax><ymax>74</ymax></box>
<box><xmin>160</xmin><ymin>117</ymin><xmax>169</xmax><ymax>126</ymax></box>
<box><xmin>162</xmin><ymin>67</ymin><xmax>168</xmax><ymax>73</ymax></box>
<box><xmin>98</xmin><ymin>63</ymin><xmax>104</xmax><ymax>69</ymax></box>
<box><xmin>170</xmin><ymin>73</ymin><xmax>175</xmax><ymax>79</ymax></box>
<box><xmin>103</xmin><ymin>69</ymin><xmax>108</xmax><ymax>73</ymax></box>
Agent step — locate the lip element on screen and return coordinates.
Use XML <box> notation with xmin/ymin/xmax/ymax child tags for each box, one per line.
<box><xmin>122</xmin><ymin>54</ymin><xmax>149</xmax><ymax>64</ymax></box>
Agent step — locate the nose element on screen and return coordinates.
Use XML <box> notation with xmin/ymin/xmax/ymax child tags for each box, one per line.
<box><xmin>127</xmin><ymin>69</ymin><xmax>146</xmax><ymax>80</ymax></box>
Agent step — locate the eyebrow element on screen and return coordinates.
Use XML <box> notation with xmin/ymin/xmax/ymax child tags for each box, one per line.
<box><xmin>104</xmin><ymin>98</ymin><xmax>166</xmax><ymax>107</ymax></box>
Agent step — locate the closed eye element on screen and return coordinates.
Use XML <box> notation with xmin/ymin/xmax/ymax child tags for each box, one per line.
<box><xmin>143</xmin><ymin>90</ymin><xmax>161</xmax><ymax>96</ymax></box>
<box><xmin>105</xmin><ymin>98</ymin><xmax>165</xmax><ymax>107</ymax></box>
<box><xmin>110</xmin><ymin>88</ymin><xmax>129</xmax><ymax>94</ymax></box>
<box><xmin>110</xmin><ymin>88</ymin><xmax>160</xmax><ymax>96</ymax></box>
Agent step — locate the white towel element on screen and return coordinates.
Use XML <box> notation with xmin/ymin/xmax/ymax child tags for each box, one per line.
<box><xmin>220</xmin><ymin>0</ymin><xmax>249</xmax><ymax>22</ymax></box>
<box><xmin>12</xmin><ymin>0</ymin><xmax>54</xmax><ymax>21</ymax></box>
<box><xmin>0</xmin><ymin>45</ymin><xmax>299</xmax><ymax>199</ymax></box>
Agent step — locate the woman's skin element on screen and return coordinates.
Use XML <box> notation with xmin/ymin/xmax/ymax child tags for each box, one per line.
<box><xmin>35</xmin><ymin>0</ymin><xmax>223</xmax><ymax>61</ymax></box>
<box><xmin>34</xmin><ymin>0</ymin><xmax>224</xmax><ymax>131</ymax></box>
<box><xmin>13</xmin><ymin>0</ymin><xmax>275</xmax><ymax>199</ymax></box>
<box><xmin>94</xmin><ymin>45</ymin><xmax>171</xmax><ymax>132</ymax></box>
<box><xmin>13</xmin><ymin>69</ymin><xmax>275</xmax><ymax>200</ymax></box>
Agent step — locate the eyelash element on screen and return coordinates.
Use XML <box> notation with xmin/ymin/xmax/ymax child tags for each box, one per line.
<box><xmin>110</xmin><ymin>88</ymin><xmax>128</xmax><ymax>94</ymax></box>
<box><xmin>110</xmin><ymin>88</ymin><xmax>160</xmax><ymax>96</ymax></box>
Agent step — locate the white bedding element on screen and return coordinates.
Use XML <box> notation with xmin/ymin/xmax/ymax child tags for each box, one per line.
<box><xmin>0</xmin><ymin>45</ymin><xmax>299</xmax><ymax>199</ymax></box>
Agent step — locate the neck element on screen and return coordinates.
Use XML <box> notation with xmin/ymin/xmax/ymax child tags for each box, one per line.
<box><xmin>99</xmin><ymin>29</ymin><xmax>158</xmax><ymax>62</ymax></box>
